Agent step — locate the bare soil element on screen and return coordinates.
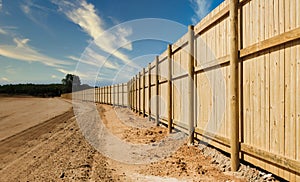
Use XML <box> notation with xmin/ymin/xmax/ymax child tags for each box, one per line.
<box><xmin>0</xmin><ymin>97</ymin><xmax>71</xmax><ymax>141</ymax></box>
<box><xmin>0</xmin><ymin>98</ymin><xmax>271</xmax><ymax>181</ymax></box>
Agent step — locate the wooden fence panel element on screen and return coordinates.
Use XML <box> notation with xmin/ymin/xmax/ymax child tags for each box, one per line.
<box><xmin>61</xmin><ymin>0</ymin><xmax>300</xmax><ymax>180</ymax></box>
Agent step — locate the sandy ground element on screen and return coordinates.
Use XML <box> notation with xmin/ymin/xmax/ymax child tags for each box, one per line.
<box><xmin>0</xmin><ymin>98</ymin><xmax>278</xmax><ymax>181</ymax></box>
<box><xmin>0</xmin><ymin>96</ymin><xmax>71</xmax><ymax>141</ymax></box>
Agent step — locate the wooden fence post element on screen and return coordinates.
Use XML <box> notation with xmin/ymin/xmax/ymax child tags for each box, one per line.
<box><xmin>96</xmin><ymin>88</ymin><xmax>98</xmax><ymax>103</ymax></box>
<box><xmin>143</xmin><ymin>68</ymin><xmax>146</xmax><ymax>117</ymax></box>
<box><xmin>100</xmin><ymin>87</ymin><xmax>102</xmax><ymax>104</ymax></box>
<box><xmin>113</xmin><ymin>85</ymin><xmax>115</xmax><ymax>105</ymax></box>
<box><xmin>155</xmin><ymin>56</ymin><xmax>160</xmax><ymax>126</ymax></box>
<box><xmin>139</xmin><ymin>72</ymin><xmax>142</xmax><ymax>115</ymax></box>
<box><xmin>109</xmin><ymin>85</ymin><xmax>112</xmax><ymax>105</ymax></box>
<box><xmin>105</xmin><ymin>86</ymin><xmax>107</xmax><ymax>104</ymax></box>
<box><xmin>167</xmin><ymin>44</ymin><xmax>173</xmax><ymax>133</ymax></box>
<box><xmin>130</xmin><ymin>80</ymin><xmax>132</xmax><ymax>109</ymax></box>
<box><xmin>127</xmin><ymin>82</ymin><xmax>130</xmax><ymax>108</ymax></box>
<box><xmin>148</xmin><ymin>63</ymin><xmax>151</xmax><ymax>121</ymax></box>
<box><xmin>188</xmin><ymin>25</ymin><xmax>195</xmax><ymax>145</ymax></box>
<box><xmin>94</xmin><ymin>88</ymin><xmax>96</xmax><ymax>103</ymax></box>
<box><xmin>94</xmin><ymin>87</ymin><xmax>97</xmax><ymax>103</ymax></box>
<box><xmin>132</xmin><ymin>78</ymin><xmax>134</xmax><ymax>110</ymax></box>
<box><xmin>117</xmin><ymin>84</ymin><xmax>118</xmax><ymax>106</ymax></box>
<box><xmin>230</xmin><ymin>0</ymin><xmax>240</xmax><ymax>171</ymax></box>
<box><xmin>135</xmin><ymin>75</ymin><xmax>138</xmax><ymax>113</ymax></box>
<box><xmin>122</xmin><ymin>83</ymin><xmax>124</xmax><ymax>107</ymax></box>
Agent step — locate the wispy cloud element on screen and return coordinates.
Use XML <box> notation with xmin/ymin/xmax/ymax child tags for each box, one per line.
<box><xmin>20</xmin><ymin>0</ymin><xmax>54</xmax><ymax>33</ymax></box>
<box><xmin>0</xmin><ymin>0</ymin><xmax>2</xmax><ymax>12</ymax></box>
<box><xmin>21</xmin><ymin>4</ymin><xmax>30</xmax><ymax>14</ymax></box>
<box><xmin>190</xmin><ymin>0</ymin><xmax>211</xmax><ymax>24</ymax></box>
<box><xmin>51</xmin><ymin>0</ymin><xmax>135</xmax><ymax>67</ymax></box>
<box><xmin>0</xmin><ymin>27</ymin><xmax>7</xmax><ymax>35</ymax></box>
<box><xmin>0</xmin><ymin>37</ymin><xmax>72</xmax><ymax>68</ymax></box>
<box><xmin>56</xmin><ymin>68</ymin><xmax>88</xmax><ymax>79</ymax></box>
<box><xmin>1</xmin><ymin>77</ymin><xmax>9</xmax><ymax>82</ymax></box>
<box><xmin>5</xmin><ymin>65</ymin><xmax>17</xmax><ymax>74</ymax></box>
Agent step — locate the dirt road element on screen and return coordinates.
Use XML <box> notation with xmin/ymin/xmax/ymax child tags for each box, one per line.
<box><xmin>0</xmin><ymin>97</ymin><xmax>247</xmax><ymax>181</ymax></box>
<box><xmin>0</xmin><ymin>96</ymin><xmax>71</xmax><ymax>141</ymax></box>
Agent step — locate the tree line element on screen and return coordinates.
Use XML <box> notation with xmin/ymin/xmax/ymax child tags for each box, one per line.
<box><xmin>0</xmin><ymin>74</ymin><xmax>92</xmax><ymax>97</ymax></box>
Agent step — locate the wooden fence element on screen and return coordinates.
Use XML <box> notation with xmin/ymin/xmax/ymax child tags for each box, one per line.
<box><xmin>62</xmin><ymin>0</ymin><xmax>300</xmax><ymax>181</ymax></box>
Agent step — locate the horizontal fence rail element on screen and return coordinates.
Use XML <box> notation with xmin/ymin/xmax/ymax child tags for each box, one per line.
<box><xmin>62</xmin><ymin>0</ymin><xmax>300</xmax><ymax>181</ymax></box>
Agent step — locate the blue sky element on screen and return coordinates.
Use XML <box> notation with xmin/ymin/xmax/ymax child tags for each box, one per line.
<box><xmin>0</xmin><ymin>0</ymin><xmax>223</xmax><ymax>86</ymax></box>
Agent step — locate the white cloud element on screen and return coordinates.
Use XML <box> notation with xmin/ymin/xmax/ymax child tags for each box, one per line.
<box><xmin>0</xmin><ymin>37</ymin><xmax>72</xmax><ymax>68</ymax></box>
<box><xmin>51</xmin><ymin>0</ymin><xmax>135</xmax><ymax>67</ymax></box>
<box><xmin>1</xmin><ymin>77</ymin><xmax>9</xmax><ymax>82</ymax></box>
<box><xmin>21</xmin><ymin>4</ymin><xmax>30</xmax><ymax>14</ymax></box>
<box><xmin>0</xmin><ymin>28</ymin><xmax>7</xmax><ymax>35</ymax></box>
<box><xmin>0</xmin><ymin>0</ymin><xmax>2</xmax><ymax>12</ymax></box>
<box><xmin>20</xmin><ymin>1</ymin><xmax>53</xmax><ymax>33</ymax></box>
<box><xmin>190</xmin><ymin>0</ymin><xmax>211</xmax><ymax>24</ymax></box>
<box><xmin>67</xmin><ymin>53</ymin><xmax>117</xmax><ymax>70</ymax></box>
<box><xmin>56</xmin><ymin>68</ymin><xmax>88</xmax><ymax>79</ymax></box>
<box><xmin>51</xmin><ymin>75</ymin><xmax>57</xmax><ymax>78</ymax></box>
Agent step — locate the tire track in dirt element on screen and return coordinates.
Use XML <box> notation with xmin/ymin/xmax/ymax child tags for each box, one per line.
<box><xmin>0</xmin><ymin>110</ymin><xmax>74</xmax><ymax>169</ymax></box>
<box><xmin>0</xmin><ymin>106</ymin><xmax>127</xmax><ymax>182</ymax></box>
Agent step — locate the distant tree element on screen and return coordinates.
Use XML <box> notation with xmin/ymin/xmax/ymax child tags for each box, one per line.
<box><xmin>61</xmin><ymin>74</ymin><xmax>81</xmax><ymax>93</ymax></box>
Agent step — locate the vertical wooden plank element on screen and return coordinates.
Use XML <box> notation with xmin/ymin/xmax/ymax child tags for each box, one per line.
<box><xmin>112</xmin><ymin>85</ymin><xmax>114</xmax><ymax>105</ymax></box>
<box><xmin>291</xmin><ymin>1</ymin><xmax>297</xmax><ymax>180</ymax></box>
<box><xmin>131</xmin><ymin>80</ymin><xmax>133</xmax><ymax>108</ymax></box>
<box><xmin>296</xmin><ymin>40</ymin><xmax>300</xmax><ymax>182</ymax></box>
<box><xmin>135</xmin><ymin>76</ymin><xmax>137</xmax><ymax>111</ymax></box>
<box><xmin>142</xmin><ymin>68</ymin><xmax>146</xmax><ymax>117</ymax></box>
<box><xmin>117</xmin><ymin>84</ymin><xmax>119</xmax><ymax>106</ymax></box>
<box><xmin>258</xmin><ymin>0</ymin><xmax>266</xmax><ymax>171</ymax></box>
<box><xmin>278</xmin><ymin>0</ymin><xmax>285</xmax><ymax>178</ymax></box>
<box><xmin>98</xmin><ymin>88</ymin><xmax>100</xmax><ymax>103</ymax></box>
<box><xmin>99</xmin><ymin>88</ymin><xmax>101</xmax><ymax>103</ymax></box>
<box><xmin>122</xmin><ymin>83</ymin><xmax>124</xmax><ymax>107</ymax></box>
<box><xmin>155</xmin><ymin>56</ymin><xmax>160</xmax><ymax>126</ymax></box>
<box><xmin>269</xmin><ymin>0</ymin><xmax>275</xmax><ymax>174</ymax></box>
<box><xmin>131</xmin><ymin>79</ymin><xmax>133</xmax><ymax>109</ymax></box>
<box><xmin>138</xmin><ymin>72</ymin><xmax>142</xmax><ymax>115</ymax></box>
<box><xmin>107</xmin><ymin>86</ymin><xmax>109</xmax><ymax>104</ymax></box>
<box><xmin>110</xmin><ymin>85</ymin><xmax>112</xmax><ymax>105</ymax></box>
<box><xmin>128</xmin><ymin>82</ymin><xmax>130</xmax><ymax>108</ymax></box>
<box><xmin>101</xmin><ymin>87</ymin><xmax>103</xmax><ymax>104</ymax></box>
<box><xmin>95</xmin><ymin>88</ymin><xmax>97</xmax><ymax>103</ymax></box>
<box><xmin>284</xmin><ymin>0</ymin><xmax>292</xmax><ymax>180</ymax></box>
<box><xmin>296</xmin><ymin>1</ymin><xmax>300</xmax><ymax>181</ymax></box>
<box><xmin>148</xmin><ymin>63</ymin><xmax>151</xmax><ymax>121</ymax></box>
<box><xmin>167</xmin><ymin>44</ymin><xmax>173</xmax><ymax>133</ymax></box>
<box><xmin>263</xmin><ymin>0</ymin><xmax>270</xmax><ymax>174</ymax></box>
<box><xmin>133</xmin><ymin>78</ymin><xmax>135</xmax><ymax>110</ymax></box>
<box><xmin>136</xmin><ymin>75</ymin><xmax>138</xmax><ymax>113</ymax></box>
<box><xmin>129</xmin><ymin>81</ymin><xmax>131</xmax><ymax>108</ymax></box>
<box><xmin>132</xmin><ymin>79</ymin><xmax>134</xmax><ymax>109</ymax></box>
